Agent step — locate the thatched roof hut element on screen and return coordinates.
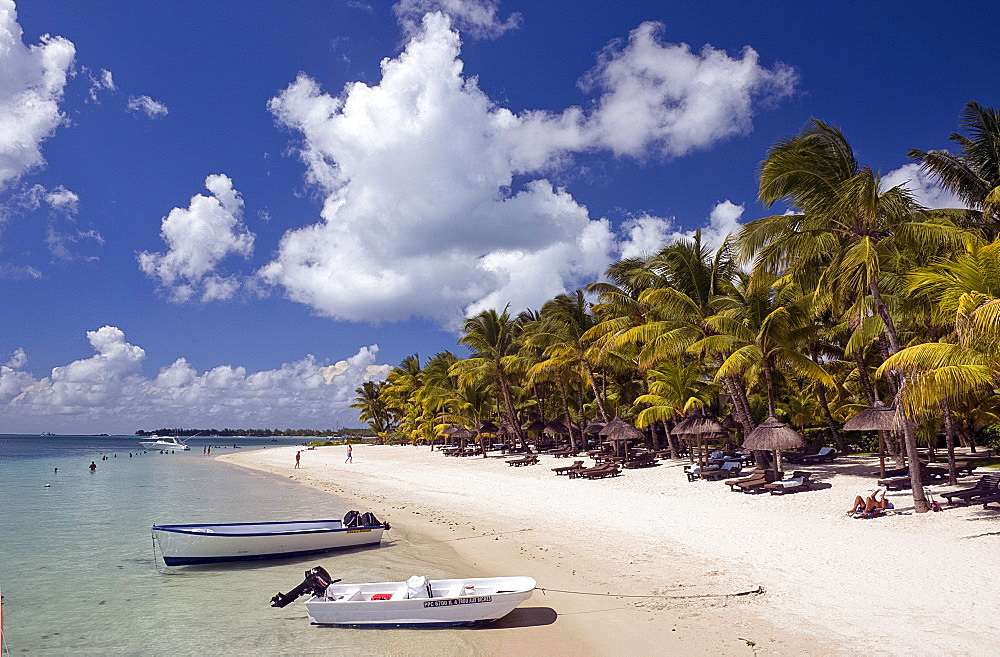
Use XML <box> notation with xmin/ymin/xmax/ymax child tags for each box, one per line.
<box><xmin>672</xmin><ymin>410</ymin><xmax>725</xmax><ymax>436</ymax></box>
<box><xmin>543</xmin><ymin>420</ymin><xmax>569</xmax><ymax>435</ymax></box>
<box><xmin>599</xmin><ymin>416</ymin><xmax>644</xmax><ymax>441</ymax></box>
<box><xmin>743</xmin><ymin>416</ymin><xmax>803</xmax><ymax>478</ymax></box>
<box><xmin>743</xmin><ymin>416</ymin><xmax>804</xmax><ymax>451</ymax></box>
<box><xmin>476</xmin><ymin>420</ymin><xmax>499</xmax><ymax>434</ymax></box>
<box><xmin>523</xmin><ymin>419</ymin><xmax>546</xmax><ymax>433</ymax></box>
<box><xmin>582</xmin><ymin>420</ymin><xmax>606</xmax><ymax>435</ymax></box>
<box><xmin>843</xmin><ymin>403</ymin><xmax>896</xmax><ymax>432</ymax></box>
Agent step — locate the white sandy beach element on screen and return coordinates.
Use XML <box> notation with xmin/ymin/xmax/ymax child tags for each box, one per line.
<box><xmin>222</xmin><ymin>445</ymin><xmax>1000</xmax><ymax>655</ymax></box>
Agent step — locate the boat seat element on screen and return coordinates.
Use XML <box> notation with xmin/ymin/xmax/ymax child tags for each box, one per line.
<box><xmin>445</xmin><ymin>583</ymin><xmax>464</xmax><ymax>598</ymax></box>
<box><xmin>389</xmin><ymin>584</ymin><xmax>408</xmax><ymax>600</ymax></box>
<box><xmin>330</xmin><ymin>587</ymin><xmax>362</xmax><ymax>602</ymax></box>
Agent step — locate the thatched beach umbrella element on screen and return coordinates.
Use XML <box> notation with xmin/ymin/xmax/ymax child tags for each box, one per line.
<box><xmin>599</xmin><ymin>416</ymin><xmax>644</xmax><ymax>459</ymax></box>
<box><xmin>476</xmin><ymin>420</ymin><xmax>499</xmax><ymax>435</ymax></box>
<box><xmin>844</xmin><ymin>401</ymin><xmax>896</xmax><ymax>477</ymax></box>
<box><xmin>583</xmin><ymin>419</ymin><xmax>605</xmax><ymax>435</ymax></box>
<box><xmin>743</xmin><ymin>415</ymin><xmax>804</xmax><ymax>479</ymax></box>
<box><xmin>543</xmin><ymin>420</ymin><xmax>569</xmax><ymax>435</ymax></box>
<box><xmin>672</xmin><ymin>410</ymin><xmax>726</xmax><ymax>466</ymax></box>
<box><xmin>449</xmin><ymin>426</ymin><xmax>474</xmax><ymax>450</ymax></box>
<box><xmin>523</xmin><ymin>419</ymin><xmax>546</xmax><ymax>433</ymax></box>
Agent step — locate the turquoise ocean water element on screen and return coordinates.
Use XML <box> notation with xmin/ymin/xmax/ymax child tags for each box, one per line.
<box><xmin>0</xmin><ymin>436</ymin><xmax>479</xmax><ymax>656</ymax></box>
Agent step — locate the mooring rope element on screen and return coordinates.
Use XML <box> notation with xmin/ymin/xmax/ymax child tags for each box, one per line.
<box><xmin>537</xmin><ymin>585</ymin><xmax>764</xmax><ymax>600</ymax></box>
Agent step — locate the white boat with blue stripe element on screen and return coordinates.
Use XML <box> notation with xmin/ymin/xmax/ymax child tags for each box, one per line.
<box><xmin>153</xmin><ymin>511</ymin><xmax>388</xmax><ymax>566</ymax></box>
<box><xmin>140</xmin><ymin>435</ymin><xmax>190</xmax><ymax>450</ymax></box>
<box><xmin>271</xmin><ymin>567</ymin><xmax>535</xmax><ymax>627</ymax></box>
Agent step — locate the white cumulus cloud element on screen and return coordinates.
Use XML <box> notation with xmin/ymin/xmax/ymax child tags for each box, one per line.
<box><xmin>883</xmin><ymin>162</ymin><xmax>967</xmax><ymax>210</ymax></box>
<box><xmin>617</xmin><ymin>200</ymin><xmax>745</xmax><ymax>261</ymax></box>
<box><xmin>127</xmin><ymin>94</ymin><xmax>169</xmax><ymax>118</ymax></box>
<box><xmin>1</xmin><ymin>327</ymin><xmax>392</xmax><ymax>432</ymax></box>
<box><xmin>263</xmin><ymin>13</ymin><xmax>793</xmax><ymax>326</ymax></box>
<box><xmin>394</xmin><ymin>0</ymin><xmax>521</xmax><ymax>39</ymax></box>
<box><xmin>0</xmin><ymin>0</ymin><xmax>75</xmax><ymax>188</ymax></box>
<box><xmin>138</xmin><ymin>174</ymin><xmax>255</xmax><ymax>302</ymax></box>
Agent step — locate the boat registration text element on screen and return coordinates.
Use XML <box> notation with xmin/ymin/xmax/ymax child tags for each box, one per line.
<box><xmin>346</xmin><ymin>529</ymin><xmax>372</xmax><ymax>533</ymax></box>
<box><xmin>423</xmin><ymin>596</ymin><xmax>492</xmax><ymax>607</ymax></box>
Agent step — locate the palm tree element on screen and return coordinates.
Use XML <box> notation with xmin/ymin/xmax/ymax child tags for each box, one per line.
<box><xmin>739</xmin><ymin>119</ymin><xmax>950</xmax><ymax>512</ymax></box>
<box><xmin>351</xmin><ymin>381</ymin><xmax>393</xmax><ymax>434</ymax></box>
<box><xmin>451</xmin><ymin>307</ymin><xmax>525</xmax><ymax>445</ymax></box>
<box><xmin>909</xmin><ymin>101</ymin><xmax>1000</xmax><ymax>230</ymax></box>
<box><xmin>689</xmin><ymin>271</ymin><xmax>832</xmax><ymax>419</ymax></box>
<box><xmin>633</xmin><ymin>359</ymin><xmax>718</xmax><ymax>429</ymax></box>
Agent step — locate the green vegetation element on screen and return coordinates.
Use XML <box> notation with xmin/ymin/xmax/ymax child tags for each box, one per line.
<box><xmin>350</xmin><ymin>101</ymin><xmax>1000</xmax><ymax>512</ymax></box>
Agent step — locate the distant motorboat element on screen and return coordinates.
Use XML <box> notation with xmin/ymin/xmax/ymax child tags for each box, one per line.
<box><xmin>152</xmin><ymin>511</ymin><xmax>388</xmax><ymax>566</ymax></box>
<box><xmin>271</xmin><ymin>567</ymin><xmax>535</xmax><ymax>627</ymax></box>
<box><xmin>140</xmin><ymin>435</ymin><xmax>190</xmax><ymax>451</ymax></box>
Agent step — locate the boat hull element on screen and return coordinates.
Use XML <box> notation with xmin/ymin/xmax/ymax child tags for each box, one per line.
<box><xmin>153</xmin><ymin>520</ymin><xmax>385</xmax><ymax>566</ymax></box>
<box><xmin>304</xmin><ymin>576</ymin><xmax>535</xmax><ymax>626</ymax></box>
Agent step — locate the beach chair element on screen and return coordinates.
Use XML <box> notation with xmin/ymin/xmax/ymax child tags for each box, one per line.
<box><xmin>584</xmin><ymin>464</ymin><xmax>621</xmax><ymax>479</ymax></box>
<box><xmin>552</xmin><ymin>460</ymin><xmax>584</xmax><ymax>476</ymax></box>
<box><xmin>764</xmin><ymin>471</ymin><xmax>814</xmax><ymax>495</ymax></box>
<box><xmin>623</xmin><ymin>452</ymin><xmax>656</xmax><ymax>469</ymax></box>
<box><xmin>941</xmin><ymin>474</ymin><xmax>1000</xmax><ymax>505</ymax></box>
<box><xmin>702</xmin><ymin>461</ymin><xmax>742</xmax><ymax>481</ymax></box>
<box><xmin>506</xmin><ymin>454</ymin><xmax>538</xmax><ymax>467</ymax></box>
<box><xmin>799</xmin><ymin>447</ymin><xmax>836</xmax><ymax>463</ymax></box>
<box><xmin>783</xmin><ymin>447</ymin><xmax>819</xmax><ymax>464</ymax></box>
<box><xmin>725</xmin><ymin>468</ymin><xmax>765</xmax><ymax>491</ymax></box>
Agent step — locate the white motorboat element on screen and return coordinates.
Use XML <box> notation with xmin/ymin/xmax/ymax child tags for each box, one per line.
<box><xmin>152</xmin><ymin>511</ymin><xmax>388</xmax><ymax>566</ymax></box>
<box><xmin>271</xmin><ymin>567</ymin><xmax>535</xmax><ymax>627</ymax></box>
<box><xmin>140</xmin><ymin>435</ymin><xmax>190</xmax><ymax>450</ymax></box>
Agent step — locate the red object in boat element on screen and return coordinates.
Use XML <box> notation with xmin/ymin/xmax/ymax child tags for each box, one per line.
<box><xmin>370</xmin><ymin>593</ymin><xmax>392</xmax><ymax>601</ymax></box>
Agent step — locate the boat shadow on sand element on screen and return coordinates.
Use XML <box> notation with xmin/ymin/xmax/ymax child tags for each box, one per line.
<box><xmin>475</xmin><ymin>606</ymin><xmax>557</xmax><ymax>629</ymax></box>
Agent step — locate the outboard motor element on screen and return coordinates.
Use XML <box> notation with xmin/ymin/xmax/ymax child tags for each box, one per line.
<box><xmin>270</xmin><ymin>566</ymin><xmax>337</xmax><ymax>608</ymax></box>
<box><xmin>359</xmin><ymin>511</ymin><xmax>380</xmax><ymax>527</ymax></box>
<box><xmin>343</xmin><ymin>510</ymin><xmax>361</xmax><ymax>527</ymax></box>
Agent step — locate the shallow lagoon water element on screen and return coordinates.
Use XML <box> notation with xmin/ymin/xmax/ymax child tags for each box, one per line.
<box><xmin>0</xmin><ymin>436</ymin><xmax>480</xmax><ymax>656</ymax></box>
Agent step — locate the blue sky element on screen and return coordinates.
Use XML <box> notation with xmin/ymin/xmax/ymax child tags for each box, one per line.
<box><xmin>1</xmin><ymin>0</ymin><xmax>996</xmax><ymax>433</ymax></box>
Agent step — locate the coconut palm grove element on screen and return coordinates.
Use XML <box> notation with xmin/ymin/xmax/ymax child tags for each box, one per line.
<box><xmin>353</xmin><ymin>101</ymin><xmax>1000</xmax><ymax>514</ymax></box>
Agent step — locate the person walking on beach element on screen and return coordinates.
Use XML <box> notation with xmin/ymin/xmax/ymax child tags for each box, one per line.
<box><xmin>89</xmin><ymin>461</ymin><xmax>97</xmax><ymax>472</ymax></box>
<box><xmin>345</xmin><ymin>443</ymin><xmax>352</xmax><ymax>464</ymax></box>
<box><xmin>295</xmin><ymin>451</ymin><xmax>301</xmax><ymax>469</ymax></box>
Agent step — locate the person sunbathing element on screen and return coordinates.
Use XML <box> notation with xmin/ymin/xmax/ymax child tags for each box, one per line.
<box><xmin>848</xmin><ymin>487</ymin><xmax>891</xmax><ymax>516</ymax></box>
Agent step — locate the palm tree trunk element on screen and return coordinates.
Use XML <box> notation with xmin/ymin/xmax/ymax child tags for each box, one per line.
<box><xmin>556</xmin><ymin>378</ymin><xmax>576</xmax><ymax>451</ymax></box>
<box><xmin>943</xmin><ymin>400</ymin><xmax>958</xmax><ymax>485</ymax></box>
<box><xmin>853</xmin><ymin>348</ymin><xmax>877</xmax><ymax>404</ymax></box>
<box><xmin>716</xmin><ymin>354</ymin><xmax>755</xmax><ymax>434</ymax></box>
<box><xmin>662</xmin><ymin>419</ymin><xmax>679</xmax><ymax>459</ymax></box>
<box><xmin>584</xmin><ymin>361</ymin><xmax>609</xmax><ymax>421</ymax></box>
<box><xmin>816</xmin><ymin>383</ymin><xmax>848</xmax><ymax>453</ymax></box>
<box><xmin>496</xmin><ymin>367</ymin><xmax>524</xmax><ymax>447</ymax></box>
<box><xmin>870</xmin><ymin>279</ymin><xmax>929</xmax><ymax>513</ymax></box>
<box><xmin>761</xmin><ymin>356</ymin><xmax>777</xmax><ymax>417</ymax></box>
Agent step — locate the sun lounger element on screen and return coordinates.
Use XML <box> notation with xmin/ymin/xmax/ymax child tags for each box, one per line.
<box><xmin>623</xmin><ymin>453</ymin><xmax>656</xmax><ymax>469</ymax></box>
<box><xmin>550</xmin><ymin>447</ymin><xmax>576</xmax><ymax>458</ymax></box>
<box><xmin>783</xmin><ymin>447</ymin><xmax>819</xmax><ymax>464</ymax></box>
<box><xmin>941</xmin><ymin>474</ymin><xmax>1000</xmax><ymax>505</ymax></box>
<box><xmin>764</xmin><ymin>471</ymin><xmax>814</xmax><ymax>495</ymax></box>
<box><xmin>552</xmin><ymin>460</ymin><xmax>584</xmax><ymax>476</ymax></box>
<box><xmin>507</xmin><ymin>454</ymin><xmax>538</xmax><ymax>467</ymax></box>
<box><xmin>725</xmin><ymin>468</ymin><xmax>766</xmax><ymax>491</ymax></box>
<box><xmin>799</xmin><ymin>447</ymin><xmax>836</xmax><ymax>463</ymax></box>
<box><xmin>582</xmin><ymin>464</ymin><xmax>621</xmax><ymax>479</ymax></box>
<box><xmin>702</xmin><ymin>461</ymin><xmax>742</xmax><ymax>481</ymax></box>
